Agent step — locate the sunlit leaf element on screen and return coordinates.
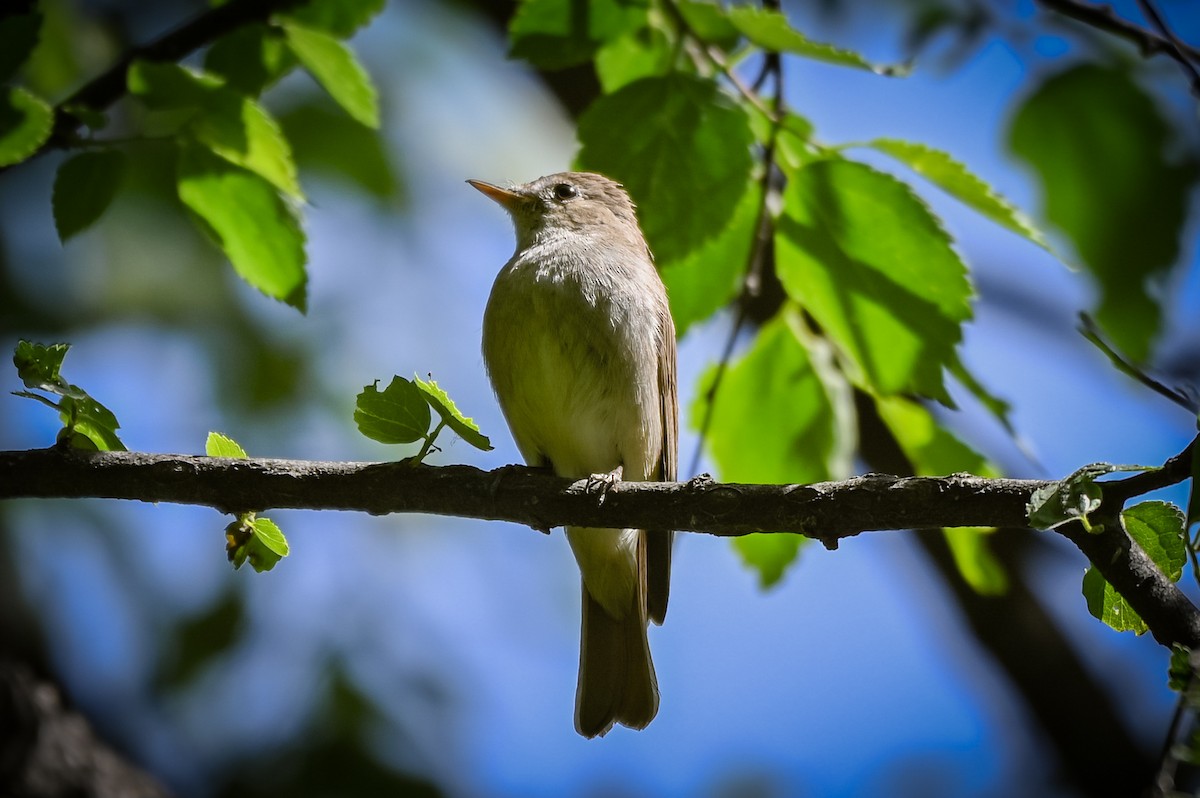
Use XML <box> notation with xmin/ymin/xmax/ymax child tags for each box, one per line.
<box><xmin>577</xmin><ymin>74</ymin><xmax>754</xmax><ymax>262</ymax></box>
<box><xmin>205</xmin><ymin>24</ymin><xmax>296</xmax><ymax>96</ymax></box>
<box><xmin>776</xmin><ymin>158</ymin><xmax>971</xmax><ymax>401</ymax></box>
<box><xmin>696</xmin><ymin>308</ymin><xmax>851</xmax><ymax>586</ymax></box>
<box><xmin>206</xmin><ymin>431</ymin><xmax>248</xmax><ymax>459</ymax></box>
<box><xmin>413</xmin><ymin>375</ymin><xmax>493</xmax><ymax>451</ymax></box>
<box><xmin>284</xmin><ymin>0</ymin><xmax>386</xmax><ymax>38</ymax></box>
<box><xmin>509</xmin><ymin>0</ymin><xmax>648</xmax><ymax>70</ymax></box>
<box><xmin>0</xmin><ymin>86</ymin><xmax>53</xmax><ymax>167</ymax></box>
<box><xmin>176</xmin><ymin>143</ymin><xmax>308</xmax><ymax>310</ymax></box>
<box><xmin>284</xmin><ymin>23</ymin><xmax>379</xmax><ymax>128</ymax></box>
<box><xmin>728</xmin><ymin>7</ymin><xmax>906</xmax><ymax>74</ymax></box>
<box><xmin>865</xmin><ymin>138</ymin><xmax>1048</xmax><ymax>250</ymax></box>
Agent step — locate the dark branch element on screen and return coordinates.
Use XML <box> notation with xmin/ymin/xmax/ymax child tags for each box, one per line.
<box><xmin>1036</xmin><ymin>0</ymin><xmax>1200</xmax><ymax>66</ymax></box>
<box><xmin>2</xmin><ymin>445</ymin><xmax>1197</xmax><ymax>649</ymax></box>
<box><xmin>0</xmin><ymin>448</ymin><xmax>1040</xmax><ymax>541</ymax></box>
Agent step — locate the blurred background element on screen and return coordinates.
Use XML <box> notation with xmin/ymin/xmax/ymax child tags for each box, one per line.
<box><xmin>1</xmin><ymin>0</ymin><xmax>1198</xmax><ymax>795</ymax></box>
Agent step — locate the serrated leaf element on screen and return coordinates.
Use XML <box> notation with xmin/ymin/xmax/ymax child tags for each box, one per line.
<box><xmin>1083</xmin><ymin>500</ymin><xmax>1186</xmax><ymax>634</ymax></box>
<box><xmin>226</xmin><ymin>516</ymin><xmax>288</xmax><ymax>572</ymax></box>
<box><xmin>279</xmin><ymin>103</ymin><xmax>400</xmax><ymax>199</ymax></box>
<box><xmin>776</xmin><ymin>158</ymin><xmax>971</xmax><ymax>401</ymax></box>
<box><xmin>660</xmin><ymin>179</ymin><xmax>761</xmax><ymax>337</ymax></box>
<box><xmin>509</xmin><ymin>0</ymin><xmax>648</xmax><ymax>70</ymax></box>
<box><xmin>1027</xmin><ymin>462</ymin><xmax>1152</xmax><ymax>530</ymax></box>
<box><xmin>1009</xmin><ymin>64</ymin><xmax>1198</xmax><ymax>363</ymax></box>
<box><xmin>0</xmin><ymin>86</ymin><xmax>53</xmax><ymax>167</ymax></box>
<box><xmin>129</xmin><ymin>61</ymin><xmax>302</xmax><ymax>199</ymax></box>
<box><xmin>13</xmin><ymin>340</ymin><xmax>70</xmax><ymax>392</ymax></box>
<box><xmin>413</xmin><ymin>376</ymin><xmax>493</xmax><ymax>451</ymax></box>
<box><xmin>577</xmin><ymin>73</ymin><xmax>754</xmax><ymax>262</ymax></box>
<box><xmin>697</xmin><ymin>308</ymin><xmax>850</xmax><ymax>586</ymax></box>
<box><xmin>284</xmin><ymin>0</ymin><xmax>386</xmax><ymax>38</ymax></box>
<box><xmin>0</xmin><ymin>11</ymin><xmax>42</xmax><ymax>83</ymax></box>
<box><xmin>283</xmin><ymin>23</ymin><xmax>378</xmax><ymax>128</ymax></box>
<box><xmin>61</xmin><ymin>393</ymin><xmax>125</xmax><ymax>451</ymax></box>
<box><xmin>727</xmin><ymin>7</ymin><xmax>906</xmax><ymax>75</ymax></box>
<box><xmin>176</xmin><ymin>143</ymin><xmax>308</xmax><ymax>310</ymax></box>
<box><xmin>205</xmin><ymin>24</ymin><xmax>296</xmax><ymax>95</ymax></box>
<box><xmin>206</xmin><ymin>431</ymin><xmax>248</xmax><ymax>459</ymax></box>
<box><xmin>52</xmin><ymin>150</ymin><xmax>126</xmax><ymax>242</ymax></box>
<box><xmin>865</xmin><ymin>138</ymin><xmax>1048</xmax><ymax>250</ymax></box>
<box><xmin>190</xmin><ymin>92</ymin><xmax>302</xmax><ymax>199</ymax></box>
<box><xmin>355</xmin><ymin>377</ymin><xmax>431</xmax><ymax>445</ymax></box>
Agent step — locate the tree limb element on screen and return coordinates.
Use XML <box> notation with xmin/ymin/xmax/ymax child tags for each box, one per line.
<box><xmin>0</xmin><ymin>447</ymin><xmax>1042</xmax><ymax>540</ymax></box>
<box><xmin>2</xmin><ymin>444</ymin><xmax>1198</xmax><ymax>651</ymax></box>
<box><xmin>1036</xmin><ymin>0</ymin><xmax>1200</xmax><ymax>66</ymax></box>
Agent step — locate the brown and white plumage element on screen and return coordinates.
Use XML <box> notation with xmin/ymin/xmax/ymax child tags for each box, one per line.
<box><xmin>471</xmin><ymin>172</ymin><xmax>677</xmax><ymax>737</ymax></box>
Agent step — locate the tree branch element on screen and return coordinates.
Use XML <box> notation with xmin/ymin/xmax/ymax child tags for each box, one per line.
<box><xmin>3</xmin><ymin>445</ymin><xmax>1197</xmax><ymax>649</ymax></box>
<box><xmin>1036</xmin><ymin>0</ymin><xmax>1200</xmax><ymax>66</ymax></box>
<box><xmin>0</xmin><ymin>447</ymin><xmax>1040</xmax><ymax>541</ymax></box>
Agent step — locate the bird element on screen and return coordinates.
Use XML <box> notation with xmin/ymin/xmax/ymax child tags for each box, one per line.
<box><xmin>470</xmin><ymin>171</ymin><xmax>677</xmax><ymax>737</ymax></box>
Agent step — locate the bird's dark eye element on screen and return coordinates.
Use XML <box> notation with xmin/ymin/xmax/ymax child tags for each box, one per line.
<box><xmin>552</xmin><ymin>183</ymin><xmax>578</xmax><ymax>200</ymax></box>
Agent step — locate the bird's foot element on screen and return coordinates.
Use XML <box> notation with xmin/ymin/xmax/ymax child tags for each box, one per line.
<box><xmin>584</xmin><ymin>465</ymin><xmax>623</xmax><ymax>505</ymax></box>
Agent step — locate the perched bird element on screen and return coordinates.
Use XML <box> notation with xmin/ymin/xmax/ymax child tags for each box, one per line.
<box><xmin>470</xmin><ymin>171</ymin><xmax>677</xmax><ymax>737</ymax></box>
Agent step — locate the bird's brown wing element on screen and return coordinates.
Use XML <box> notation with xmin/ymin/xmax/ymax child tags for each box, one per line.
<box><xmin>645</xmin><ymin>311</ymin><xmax>677</xmax><ymax>625</ymax></box>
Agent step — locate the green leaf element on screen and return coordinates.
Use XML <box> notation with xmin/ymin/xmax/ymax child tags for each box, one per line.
<box><xmin>696</xmin><ymin>308</ymin><xmax>852</xmax><ymax>586</ymax></box>
<box><xmin>776</xmin><ymin>158</ymin><xmax>971</xmax><ymax>401</ymax></box>
<box><xmin>945</xmin><ymin>527</ymin><xmax>1008</xmax><ymax>595</ymax></box>
<box><xmin>52</xmin><ymin>150</ymin><xmax>127</xmax><ymax>242</ymax></box>
<box><xmin>660</xmin><ymin>179</ymin><xmax>761</xmax><ymax>337</ymax></box>
<box><xmin>1027</xmin><ymin>462</ymin><xmax>1152</xmax><ymax>531</ymax></box>
<box><xmin>226</xmin><ymin>515</ymin><xmax>289</xmax><ymax>572</ymax></box>
<box><xmin>1083</xmin><ymin>500</ymin><xmax>1186</xmax><ymax>634</ymax></box>
<box><xmin>355</xmin><ymin>377</ymin><xmax>432</xmax><ymax>445</ymax></box>
<box><xmin>1009</xmin><ymin>64</ymin><xmax>1198</xmax><ymax>362</ymax></box>
<box><xmin>190</xmin><ymin>92</ymin><xmax>302</xmax><ymax>199</ymax></box>
<box><xmin>279</xmin><ymin>103</ymin><xmax>400</xmax><ymax>199</ymax></box>
<box><xmin>206</xmin><ymin>431</ymin><xmax>248</xmax><ymax>459</ymax></box>
<box><xmin>205</xmin><ymin>24</ymin><xmax>296</xmax><ymax>96</ymax></box>
<box><xmin>673</xmin><ymin>1</ymin><xmax>740</xmax><ymax>49</ymax></box>
<box><xmin>283</xmin><ymin>23</ymin><xmax>379</xmax><ymax>128</ymax></box>
<box><xmin>284</xmin><ymin>0</ymin><xmax>386</xmax><ymax>38</ymax></box>
<box><xmin>13</xmin><ymin>340</ymin><xmax>70</xmax><ymax>392</ymax></box>
<box><xmin>60</xmin><ymin>394</ymin><xmax>125</xmax><ymax>452</ymax></box>
<box><xmin>864</xmin><ymin>138</ymin><xmax>1048</xmax><ymax>250</ymax></box>
<box><xmin>0</xmin><ymin>86</ymin><xmax>53</xmax><ymax>167</ymax></box>
<box><xmin>129</xmin><ymin>61</ymin><xmax>302</xmax><ymax>199</ymax></box>
<box><xmin>509</xmin><ymin>0</ymin><xmax>648</xmax><ymax>70</ymax></box>
<box><xmin>127</xmin><ymin>60</ymin><xmax>222</xmax><ymax>108</ymax></box>
<box><xmin>594</xmin><ymin>22</ymin><xmax>673</xmax><ymax>93</ymax></box>
<box><xmin>577</xmin><ymin>74</ymin><xmax>754</xmax><ymax>262</ymax></box>
<box><xmin>413</xmin><ymin>376</ymin><xmax>493</xmax><ymax>452</ymax></box>
<box><xmin>727</xmin><ymin>7</ymin><xmax>906</xmax><ymax>75</ymax></box>
<box><xmin>0</xmin><ymin>10</ymin><xmax>43</xmax><ymax>83</ymax></box>
<box><xmin>176</xmin><ymin>143</ymin><xmax>308</xmax><ymax>310</ymax></box>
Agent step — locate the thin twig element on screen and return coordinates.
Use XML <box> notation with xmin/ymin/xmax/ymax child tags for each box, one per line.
<box><xmin>1037</xmin><ymin>0</ymin><xmax>1200</xmax><ymax>66</ymax></box>
<box><xmin>1135</xmin><ymin>0</ymin><xmax>1200</xmax><ymax>96</ymax></box>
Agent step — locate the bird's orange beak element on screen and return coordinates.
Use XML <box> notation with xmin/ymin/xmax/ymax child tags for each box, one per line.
<box><xmin>467</xmin><ymin>179</ymin><xmax>523</xmax><ymax>211</ymax></box>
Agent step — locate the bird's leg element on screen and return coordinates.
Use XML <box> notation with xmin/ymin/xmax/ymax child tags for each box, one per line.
<box><xmin>585</xmin><ymin>464</ymin><xmax>623</xmax><ymax>505</ymax></box>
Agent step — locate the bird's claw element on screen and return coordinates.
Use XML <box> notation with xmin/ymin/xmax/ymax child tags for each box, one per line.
<box><xmin>584</xmin><ymin>465</ymin><xmax>623</xmax><ymax>505</ymax></box>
